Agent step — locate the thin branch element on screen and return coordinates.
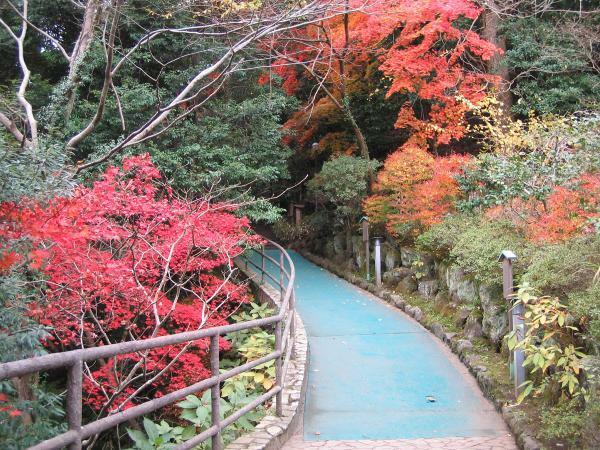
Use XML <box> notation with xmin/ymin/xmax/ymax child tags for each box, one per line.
<box><xmin>13</xmin><ymin>0</ymin><xmax>38</xmax><ymax>147</ymax></box>
<box><xmin>75</xmin><ymin>0</ymin><xmax>369</xmax><ymax>172</ymax></box>
<box><xmin>5</xmin><ymin>0</ymin><xmax>71</xmax><ymax>62</ymax></box>
<box><xmin>0</xmin><ymin>111</ymin><xmax>30</xmax><ymax>147</ymax></box>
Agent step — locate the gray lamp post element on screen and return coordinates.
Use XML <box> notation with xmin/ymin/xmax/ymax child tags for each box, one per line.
<box><xmin>499</xmin><ymin>250</ymin><xmax>525</xmax><ymax>396</ymax></box>
<box><xmin>373</xmin><ymin>236</ymin><xmax>383</xmax><ymax>286</ymax></box>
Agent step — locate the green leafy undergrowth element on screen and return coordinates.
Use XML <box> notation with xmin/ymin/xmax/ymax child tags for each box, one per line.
<box><xmin>127</xmin><ymin>418</ymin><xmax>194</xmax><ymax>450</ymax></box>
<box><xmin>539</xmin><ymin>401</ymin><xmax>587</xmax><ymax>448</ymax></box>
<box><xmin>222</xmin><ymin>330</ymin><xmax>276</xmax><ymax>395</ymax></box>
<box><xmin>127</xmin><ymin>302</ymin><xmax>275</xmax><ymax>449</ymax></box>
<box><xmin>398</xmin><ymin>293</ymin><xmax>460</xmax><ymax>333</ymax></box>
<box><xmin>127</xmin><ymin>390</ymin><xmax>267</xmax><ymax>450</ymax></box>
<box><xmin>508</xmin><ymin>285</ymin><xmax>587</xmax><ymax>405</ymax></box>
<box><xmin>222</xmin><ymin>302</ymin><xmax>276</xmax><ymax>395</ymax></box>
<box><xmin>177</xmin><ymin>390</ymin><xmax>266</xmax><ymax>448</ymax></box>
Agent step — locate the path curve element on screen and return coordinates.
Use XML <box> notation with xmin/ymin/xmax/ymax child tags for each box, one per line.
<box><xmin>256</xmin><ymin>250</ymin><xmax>515</xmax><ymax>449</ymax></box>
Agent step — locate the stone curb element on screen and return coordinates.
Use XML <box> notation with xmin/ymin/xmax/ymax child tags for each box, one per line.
<box><xmin>299</xmin><ymin>250</ymin><xmax>542</xmax><ymax>450</ymax></box>
<box><xmin>226</xmin><ymin>262</ymin><xmax>309</xmax><ymax>450</ymax></box>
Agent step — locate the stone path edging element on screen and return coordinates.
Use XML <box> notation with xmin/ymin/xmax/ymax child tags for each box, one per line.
<box><xmin>299</xmin><ymin>251</ymin><xmax>542</xmax><ymax>450</ymax></box>
<box><xmin>226</xmin><ymin>261</ymin><xmax>309</xmax><ymax>450</ymax></box>
<box><xmin>284</xmin><ymin>435</ymin><xmax>518</xmax><ymax>449</ymax></box>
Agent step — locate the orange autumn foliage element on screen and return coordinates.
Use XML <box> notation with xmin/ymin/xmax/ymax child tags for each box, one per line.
<box><xmin>355</xmin><ymin>0</ymin><xmax>499</xmax><ymax>144</ymax></box>
<box><xmin>268</xmin><ymin>0</ymin><xmax>499</xmax><ymax>151</ymax></box>
<box><xmin>485</xmin><ymin>173</ymin><xmax>600</xmax><ymax>243</ymax></box>
<box><xmin>281</xmin><ymin>97</ymin><xmax>349</xmax><ymax>151</ymax></box>
<box><xmin>364</xmin><ymin>143</ymin><xmax>472</xmax><ymax>235</ymax></box>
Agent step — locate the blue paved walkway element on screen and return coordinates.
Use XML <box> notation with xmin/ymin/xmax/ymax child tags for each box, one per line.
<box><xmin>256</xmin><ymin>250</ymin><xmax>505</xmax><ymax>442</ymax></box>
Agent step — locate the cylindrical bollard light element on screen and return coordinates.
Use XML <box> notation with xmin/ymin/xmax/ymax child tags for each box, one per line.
<box><xmin>513</xmin><ymin>299</ymin><xmax>526</xmax><ymax>394</ymax></box>
<box><xmin>374</xmin><ymin>236</ymin><xmax>383</xmax><ymax>286</ymax></box>
<box><xmin>498</xmin><ymin>250</ymin><xmax>525</xmax><ymax>397</ymax></box>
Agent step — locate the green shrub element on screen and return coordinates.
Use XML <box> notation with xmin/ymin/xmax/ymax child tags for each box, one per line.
<box><xmin>415</xmin><ymin>212</ymin><xmax>480</xmax><ymax>259</ymax></box>
<box><xmin>449</xmin><ymin>219</ymin><xmax>533</xmax><ymax>286</ymax></box>
<box><xmin>272</xmin><ymin>218</ymin><xmax>314</xmax><ymax>244</ymax></box>
<box><xmin>539</xmin><ymin>401</ymin><xmax>585</xmax><ymax>448</ymax></box>
<box><xmin>569</xmin><ymin>284</ymin><xmax>600</xmax><ymax>352</ymax></box>
<box><xmin>307</xmin><ymin>156</ymin><xmax>379</xmax><ymax>222</ymax></box>
<box><xmin>457</xmin><ymin>114</ymin><xmax>600</xmax><ymax>212</ymax></box>
<box><xmin>416</xmin><ymin>213</ymin><xmax>534</xmax><ymax>285</ymax></box>
<box><xmin>305</xmin><ymin>211</ymin><xmax>334</xmax><ymax>239</ymax></box>
<box><xmin>308</xmin><ymin>155</ymin><xmax>379</xmax><ymax>245</ymax></box>
<box><xmin>524</xmin><ymin>235</ymin><xmax>600</xmax><ymax>298</ymax></box>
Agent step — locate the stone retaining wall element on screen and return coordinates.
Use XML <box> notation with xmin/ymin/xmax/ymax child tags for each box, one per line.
<box><xmin>226</xmin><ymin>261</ymin><xmax>309</xmax><ymax>450</ymax></box>
<box><xmin>324</xmin><ymin>234</ymin><xmax>508</xmax><ymax>348</ymax></box>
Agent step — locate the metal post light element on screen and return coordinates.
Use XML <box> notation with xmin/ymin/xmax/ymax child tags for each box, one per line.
<box><xmin>374</xmin><ymin>236</ymin><xmax>383</xmax><ymax>287</ymax></box>
<box><xmin>499</xmin><ymin>250</ymin><xmax>525</xmax><ymax>397</ymax></box>
<box><xmin>360</xmin><ymin>217</ymin><xmax>370</xmax><ymax>281</ymax></box>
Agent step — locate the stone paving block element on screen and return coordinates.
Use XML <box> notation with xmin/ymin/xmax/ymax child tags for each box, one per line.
<box><xmin>281</xmin><ymin>435</ymin><xmax>518</xmax><ymax>449</ymax></box>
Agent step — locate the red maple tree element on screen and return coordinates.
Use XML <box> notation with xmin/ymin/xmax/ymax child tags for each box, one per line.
<box><xmin>358</xmin><ymin>0</ymin><xmax>499</xmax><ymax>145</ymax></box>
<box><xmin>0</xmin><ymin>154</ymin><xmax>258</xmax><ymax>414</ymax></box>
<box><xmin>266</xmin><ymin>0</ymin><xmax>499</xmax><ymax>156</ymax></box>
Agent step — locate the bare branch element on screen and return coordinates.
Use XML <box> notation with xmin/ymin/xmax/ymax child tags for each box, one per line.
<box><xmin>5</xmin><ymin>0</ymin><xmax>71</xmax><ymax>62</ymax></box>
<box><xmin>74</xmin><ymin>0</ymin><xmax>369</xmax><ymax>172</ymax></box>
<box><xmin>0</xmin><ymin>111</ymin><xmax>30</xmax><ymax>148</ymax></box>
<box><xmin>2</xmin><ymin>0</ymin><xmax>38</xmax><ymax>147</ymax></box>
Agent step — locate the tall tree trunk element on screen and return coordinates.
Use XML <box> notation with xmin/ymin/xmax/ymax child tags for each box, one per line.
<box><xmin>338</xmin><ymin>0</ymin><xmax>372</xmax><ymax>186</ymax></box>
<box><xmin>64</xmin><ymin>0</ymin><xmax>103</xmax><ymax>122</ymax></box>
<box><xmin>482</xmin><ymin>9</ymin><xmax>512</xmax><ymax>117</ymax></box>
<box><xmin>338</xmin><ymin>1</ymin><xmax>369</xmax><ymax>160</ymax></box>
<box><xmin>344</xmin><ymin>105</ymin><xmax>369</xmax><ymax>159</ymax></box>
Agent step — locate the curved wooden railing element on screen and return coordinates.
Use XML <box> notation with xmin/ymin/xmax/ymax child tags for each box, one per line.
<box><xmin>0</xmin><ymin>240</ymin><xmax>296</xmax><ymax>450</ymax></box>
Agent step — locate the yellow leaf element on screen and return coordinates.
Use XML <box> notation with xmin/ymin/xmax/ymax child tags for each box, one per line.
<box><xmin>254</xmin><ymin>372</ymin><xmax>265</xmax><ymax>383</ymax></box>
